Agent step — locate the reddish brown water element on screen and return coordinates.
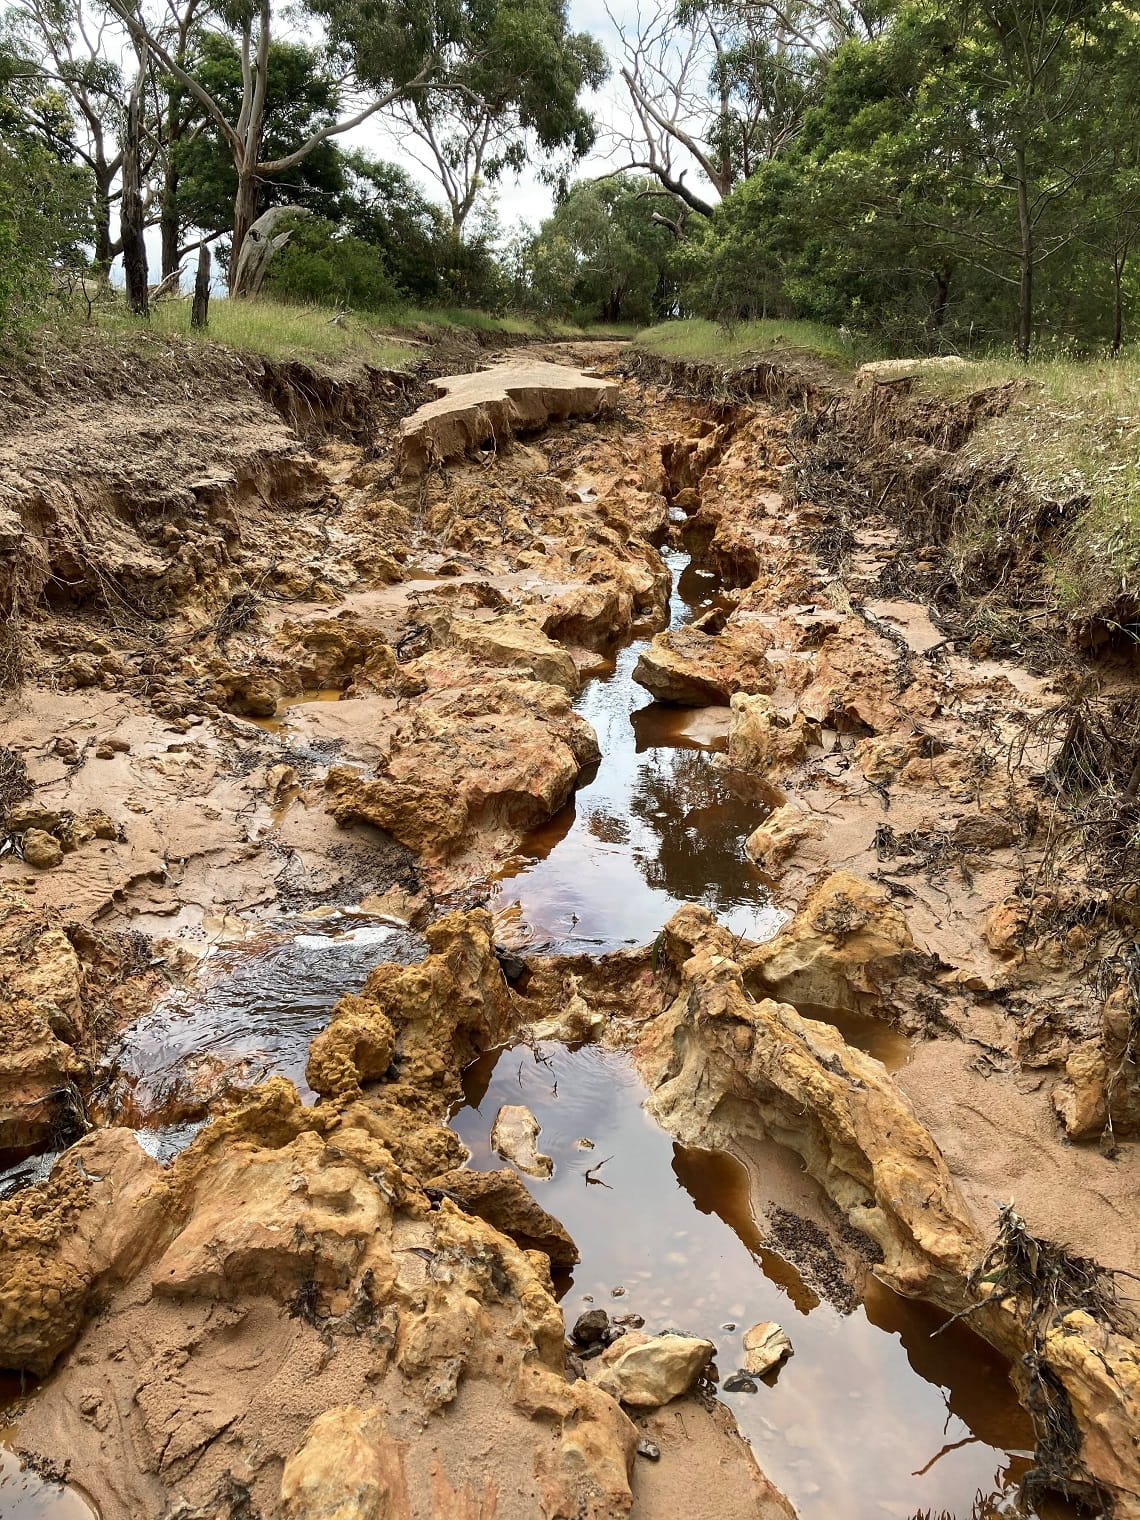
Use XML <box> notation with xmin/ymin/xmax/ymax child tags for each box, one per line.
<box><xmin>453</xmin><ymin>1042</ymin><xmax>1057</xmax><ymax>1520</ymax></box>
<box><xmin>490</xmin><ymin>549</ymin><xmax>784</xmax><ymax>950</ymax></box>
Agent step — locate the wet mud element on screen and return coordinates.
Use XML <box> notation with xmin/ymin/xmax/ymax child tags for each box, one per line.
<box><xmin>0</xmin><ymin>338</ymin><xmax>1136</xmax><ymax>1520</ymax></box>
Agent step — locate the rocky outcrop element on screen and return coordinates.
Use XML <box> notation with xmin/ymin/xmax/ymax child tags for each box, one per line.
<box><xmin>746</xmin><ymin>872</ymin><xmax>922</xmax><ymax>1016</ymax></box>
<box><xmin>0</xmin><ymin>1128</ymin><xmax>166</xmax><ymax>1373</ymax></box>
<box><xmin>637</xmin><ymin>904</ymin><xmax>981</xmax><ymax>1304</ymax></box>
<box><xmin>0</xmin><ymin>889</ymin><xmax>157</xmax><ymax>1153</ymax></box>
<box><xmin>396</xmin><ymin>362</ymin><xmax>616</xmax><ymax>478</ymax></box>
<box><xmin>427</xmin><ymin>1167</ymin><xmax>578</xmax><ymax>1265</ymax></box>
<box><xmin>743</xmin><ymin>803</ymin><xmax>825</xmax><ymax>874</ymax></box>
<box><xmin>726</xmin><ymin>693</ymin><xmax>820</xmax><ymax>777</ymax></box>
<box><xmin>324</xmin><ymin>674</ymin><xmax>599</xmax><ymax>862</ymax></box>
<box><xmin>633</xmin><ymin>626</ymin><xmax>775</xmax><ymax>706</ymax></box>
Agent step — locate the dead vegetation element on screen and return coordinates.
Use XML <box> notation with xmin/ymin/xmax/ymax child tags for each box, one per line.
<box><xmin>963</xmin><ymin>1205</ymin><xmax>1129</xmax><ymax>1507</ymax></box>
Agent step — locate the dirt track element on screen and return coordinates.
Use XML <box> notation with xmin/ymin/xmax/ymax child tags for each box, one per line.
<box><xmin>0</xmin><ymin>338</ymin><xmax>1138</xmax><ymax>1520</ymax></box>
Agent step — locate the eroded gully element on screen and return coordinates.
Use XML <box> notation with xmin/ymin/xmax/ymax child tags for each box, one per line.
<box><xmin>0</xmin><ymin>430</ymin><xmax>1064</xmax><ymax>1520</ymax></box>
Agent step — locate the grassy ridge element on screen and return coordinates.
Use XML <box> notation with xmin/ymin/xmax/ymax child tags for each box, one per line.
<box><xmin>94</xmin><ymin>297</ymin><xmax>636</xmax><ymax>368</ymax></box>
<box><xmin>920</xmin><ymin>357</ymin><xmax>1140</xmax><ymax>624</ymax></box>
<box><xmin>634</xmin><ymin>317</ymin><xmax>865</xmax><ymax>368</ymax></box>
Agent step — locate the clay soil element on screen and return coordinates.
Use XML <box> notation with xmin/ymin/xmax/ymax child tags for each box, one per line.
<box><xmin>0</xmin><ymin>333</ymin><xmax>1138</xmax><ymax>1520</ymax></box>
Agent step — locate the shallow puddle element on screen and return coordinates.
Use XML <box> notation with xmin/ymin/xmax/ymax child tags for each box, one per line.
<box><xmin>243</xmin><ymin>686</ymin><xmax>344</xmax><ymax>733</ymax></box>
<box><xmin>92</xmin><ymin>917</ymin><xmax>424</xmax><ymax>1129</ymax></box>
<box><xmin>491</xmin><ymin>548</ymin><xmax>783</xmax><ymax>950</ymax></box>
<box><xmin>0</xmin><ymin>1447</ymin><xmax>96</xmax><ymax>1520</ymax></box>
<box><xmin>453</xmin><ymin>1042</ymin><xmax>1047</xmax><ymax>1520</ymax></box>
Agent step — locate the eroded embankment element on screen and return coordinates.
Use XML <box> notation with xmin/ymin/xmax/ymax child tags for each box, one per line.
<box><xmin>0</xmin><ymin>338</ymin><xmax>1137</xmax><ymax>1520</ymax></box>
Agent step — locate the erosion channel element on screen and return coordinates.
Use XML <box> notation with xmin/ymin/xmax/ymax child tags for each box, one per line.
<box><xmin>0</xmin><ymin>342</ymin><xmax>1136</xmax><ymax>1520</ymax></box>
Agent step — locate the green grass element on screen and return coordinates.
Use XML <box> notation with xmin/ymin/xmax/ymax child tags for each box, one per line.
<box><xmin>93</xmin><ymin>296</ymin><xmax>635</xmax><ymax>368</ymax></box>
<box><xmin>918</xmin><ymin>354</ymin><xmax>1140</xmax><ymax>621</ymax></box>
<box><xmin>96</xmin><ymin>297</ymin><xmax>423</xmax><ymax>367</ymax></box>
<box><xmin>633</xmin><ymin>317</ymin><xmax>864</xmax><ymax>368</ymax></box>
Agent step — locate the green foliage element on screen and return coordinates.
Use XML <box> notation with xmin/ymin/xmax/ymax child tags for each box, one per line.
<box><xmin>0</xmin><ymin>43</ymin><xmax>91</xmax><ymax>347</ymax></box>
<box><xmin>263</xmin><ymin>215</ymin><xmax>400</xmax><ymax>310</ymax></box>
<box><xmin>173</xmin><ymin>34</ymin><xmax>344</xmax><ymax>243</ymax></box>
<box><xmin>672</xmin><ymin>0</ymin><xmax>1140</xmax><ymax>355</ymax></box>
<box><xmin>333</xmin><ymin>153</ymin><xmax>449</xmax><ymax>302</ymax></box>
<box><xmin>526</xmin><ymin>177</ymin><xmax>678</xmax><ymax>324</ymax></box>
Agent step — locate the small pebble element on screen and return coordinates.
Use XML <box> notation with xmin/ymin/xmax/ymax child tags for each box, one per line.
<box><xmin>612</xmin><ymin>1313</ymin><xmax>644</xmax><ymax>1329</ymax></box>
<box><xmin>723</xmin><ymin>1372</ymin><xmax>759</xmax><ymax>1394</ymax></box>
<box><xmin>610</xmin><ymin>1285</ymin><xmax>626</xmax><ymax>1298</ymax></box>
<box><xmin>571</xmin><ymin>1308</ymin><xmax>610</xmax><ymax>1346</ymax></box>
<box><xmin>720</xmin><ymin>1322</ymin><xmax>737</xmax><ymax>1332</ymax></box>
<box><xmin>636</xmin><ymin>1439</ymin><xmax>661</xmax><ymax>1462</ymax></box>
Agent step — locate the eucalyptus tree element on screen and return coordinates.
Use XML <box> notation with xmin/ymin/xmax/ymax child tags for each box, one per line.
<box><xmin>103</xmin><ymin>0</ymin><xmax>435</xmax><ymax>290</ymax></box>
<box><xmin>388</xmin><ymin>0</ymin><xmax>606</xmax><ymax>238</ymax></box>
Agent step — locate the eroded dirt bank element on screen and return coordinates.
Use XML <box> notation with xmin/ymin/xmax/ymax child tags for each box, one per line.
<box><xmin>0</xmin><ymin>336</ymin><xmax>1137</xmax><ymax>1520</ymax></box>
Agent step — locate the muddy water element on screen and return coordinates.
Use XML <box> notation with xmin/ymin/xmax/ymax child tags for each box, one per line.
<box><xmin>92</xmin><ymin>917</ymin><xmax>424</xmax><ymax>1130</ymax></box>
<box><xmin>0</xmin><ymin>1448</ymin><xmax>95</xmax><ymax>1520</ymax></box>
<box><xmin>453</xmin><ymin>1042</ymin><xmax>1042</xmax><ymax>1520</ymax></box>
<box><xmin>491</xmin><ymin>548</ymin><xmax>783</xmax><ymax>950</ymax></box>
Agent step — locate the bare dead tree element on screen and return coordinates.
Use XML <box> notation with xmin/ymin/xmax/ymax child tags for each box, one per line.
<box><xmin>599</xmin><ymin>0</ymin><xmax>860</xmax><ymax>220</ymax></box>
<box><xmin>602</xmin><ymin>5</ymin><xmax>724</xmax><ymax>218</ymax></box>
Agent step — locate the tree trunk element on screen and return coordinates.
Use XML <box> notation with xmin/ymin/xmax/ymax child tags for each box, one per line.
<box><xmin>932</xmin><ymin>266</ymin><xmax>952</xmax><ymax>330</ymax></box>
<box><xmin>92</xmin><ymin>169</ymin><xmax>115</xmax><ymax>274</ymax></box>
<box><xmin>161</xmin><ymin>164</ymin><xmax>181</xmax><ymax>280</ymax></box>
<box><xmin>1112</xmin><ymin>251</ymin><xmax>1125</xmax><ymax>356</ymax></box>
<box><xmin>122</xmin><ymin>80</ymin><xmax>149</xmax><ymax>318</ymax></box>
<box><xmin>230</xmin><ymin>205</ymin><xmax>304</xmax><ymax>298</ymax></box>
<box><xmin>1015</xmin><ymin>146</ymin><xmax>1033</xmax><ymax>362</ymax></box>
<box><xmin>230</xmin><ymin>168</ymin><xmax>261</xmax><ymax>294</ymax></box>
<box><xmin>191</xmin><ymin>243</ymin><xmax>211</xmax><ymax>329</ymax></box>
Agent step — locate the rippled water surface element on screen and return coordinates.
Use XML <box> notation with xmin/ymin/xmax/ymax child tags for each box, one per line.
<box><xmin>93</xmin><ymin>917</ymin><xmax>425</xmax><ymax>1128</ymax></box>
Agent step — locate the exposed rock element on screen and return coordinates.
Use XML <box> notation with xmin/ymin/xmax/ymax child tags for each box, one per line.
<box><xmin>638</xmin><ymin>905</ymin><xmax>982</xmax><ymax>1305</ymax></box>
<box><xmin>306</xmin><ymin>995</ymin><xmax>397</xmax><ymax>1101</ymax></box>
<box><xmin>0</xmin><ymin>1129</ymin><xmax>166</xmax><ymax>1373</ymax></box>
<box><xmin>633</xmin><ymin>626</ymin><xmax>774</xmax><ymax>706</ymax></box>
<box><xmin>490</xmin><ymin>1103</ymin><xmax>553</xmax><ymax>1179</ymax></box>
<box><xmin>323</xmin><ymin>676</ymin><xmax>598</xmax><ymax>862</ymax></box>
<box><xmin>747</xmin><ymin>871</ymin><xmax>920</xmax><ymax>1015</ymax></box>
<box><xmin>742</xmin><ymin>1322</ymin><xmax>793</xmax><ymax>1376</ymax></box>
<box><xmin>1053</xmin><ymin>978</ymin><xmax>1140</xmax><ymax>1142</ymax></box>
<box><xmin>23</xmin><ymin>828</ymin><xmax>63</xmax><ymax>869</ymax></box>
<box><xmin>279</xmin><ymin>1406</ymin><xmax>410</xmax><ymax>1520</ymax></box>
<box><xmin>396</xmin><ymin>361</ymin><xmax>616</xmax><ymax>477</ymax></box>
<box><xmin>586</xmin><ymin>1331</ymin><xmax>714</xmax><ymax>1408</ymax></box>
<box><xmin>445</xmin><ymin>614</ymin><xmax>580</xmax><ymax>696</ymax></box>
<box><xmin>428</xmin><ymin>1167</ymin><xmax>578</xmax><ymax>1265</ymax></box>
<box><xmin>744</xmin><ymin>803</ymin><xmax>826</xmax><ymax>874</ymax></box>
<box><xmin>0</xmin><ymin>894</ymin><xmax>155</xmax><ymax>1153</ymax></box>
<box><xmin>727</xmin><ymin>693</ymin><xmax>820</xmax><ymax>777</ymax></box>
<box><xmin>572</xmin><ymin>1308</ymin><xmax>611</xmax><ymax>1346</ymax></box>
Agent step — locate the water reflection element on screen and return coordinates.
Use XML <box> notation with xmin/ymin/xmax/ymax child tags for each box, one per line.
<box><xmin>0</xmin><ymin>1447</ymin><xmax>96</xmax><ymax>1520</ymax></box>
<box><xmin>491</xmin><ymin>548</ymin><xmax>783</xmax><ymax>950</ymax></box>
<box><xmin>452</xmin><ymin>1042</ymin><xmax>1045</xmax><ymax>1520</ymax></box>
